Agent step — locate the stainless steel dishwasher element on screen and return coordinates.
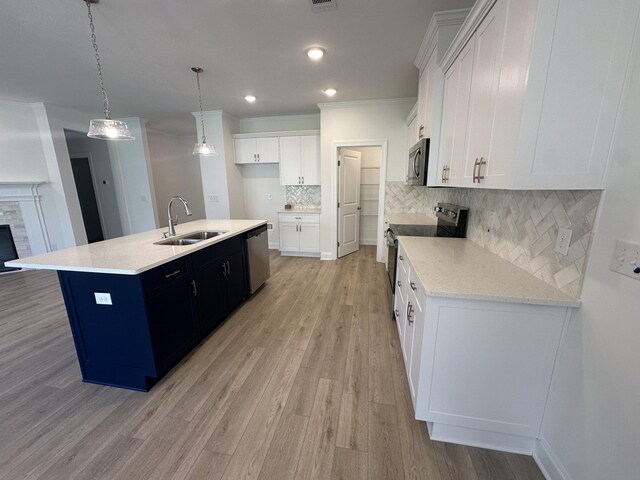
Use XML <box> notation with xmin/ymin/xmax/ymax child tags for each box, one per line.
<box><xmin>244</xmin><ymin>224</ymin><xmax>270</xmax><ymax>294</ymax></box>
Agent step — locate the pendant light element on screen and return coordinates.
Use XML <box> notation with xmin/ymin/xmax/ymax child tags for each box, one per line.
<box><xmin>83</xmin><ymin>0</ymin><xmax>134</xmax><ymax>141</ymax></box>
<box><xmin>191</xmin><ymin>67</ymin><xmax>218</xmax><ymax>156</ymax></box>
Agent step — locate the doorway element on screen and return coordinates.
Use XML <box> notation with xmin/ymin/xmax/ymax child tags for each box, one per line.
<box><xmin>64</xmin><ymin>129</ymin><xmax>123</xmax><ymax>243</ymax></box>
<box><xmin>337</xmin><ymin>145</ymin><xmax>384</xmax><ymax>259</ymax></box>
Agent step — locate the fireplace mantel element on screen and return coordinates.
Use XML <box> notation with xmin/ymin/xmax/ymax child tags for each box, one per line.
<box><xmin>0</xmin><ymin>182</ymin><xmax>50</xmax><ymax>254</ymax></box>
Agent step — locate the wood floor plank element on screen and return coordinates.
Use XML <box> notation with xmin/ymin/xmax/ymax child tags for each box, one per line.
<box><xmin>505</xmin><ymin>453</ymin><xmax>545</xmax><ymax>480</ymax></box>
<box><xmin>184</xmin><ymin>450</ymin><xmax>230</xmax><ymax>480</ymax></box>
<box><xmin>331</xmin><ymin>447</ymin><xmax>368</xmax><ymax>480</ymax></box>
<box><xmin>220</xmin><ymin>347</ymin><xmax>305</xmax><ymax>479</ymax></box>
<box><xmin>294</xmin><ymin>378</ymin><xmax>342</xmax><ymax>480</ymax></box>
<box><xmin>257</xmin><ymin>414</ymin><xmax>309</xmax><ymax>480</ymax></box>
<box><xmin>468</xmin><ymin>448</ymin><xmax>518</xmax><ymax>480</ymax></box>
<box><xmin>369</xmin><ymin>402</ymin><xmax>405</xmax><ymax>480</ymax></box>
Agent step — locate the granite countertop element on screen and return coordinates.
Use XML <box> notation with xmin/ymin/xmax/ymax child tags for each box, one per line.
<box><xmin>278</xmin><ymin>207</ymin><xmax>321</xmax><ymax>213</ymax></box>
<box><xmin>6</xmin><ymin>219</ymin><xmax>267</xmax><ymax>275</ymax></box>
<box><xmin>386</xmin><ymin>212</ymin><xmax>436</xmax><ymax>225</ymax></box>
<box><xmin>399</xmin><ymin>237</ymin><xmax>580</xmax><ymax>308</ymax></box>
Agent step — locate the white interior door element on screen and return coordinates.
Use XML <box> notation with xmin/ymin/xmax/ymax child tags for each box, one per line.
<box><xmin>338</xmin><ymin>149</ymin><xmax>361</xmax><ymax>258</ymax></box>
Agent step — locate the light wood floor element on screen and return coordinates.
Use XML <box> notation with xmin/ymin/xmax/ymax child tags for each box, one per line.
<box><xmin>0</xmin><ymin>247</ymin><xmax>544</xmax><ymax>480</ymax></box>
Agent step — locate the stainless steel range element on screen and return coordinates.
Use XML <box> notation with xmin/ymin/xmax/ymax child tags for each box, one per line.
<box><xmin>386</xmin><ymin>203</ymin><xmax>469</xmax><ymax>317</ymax></box>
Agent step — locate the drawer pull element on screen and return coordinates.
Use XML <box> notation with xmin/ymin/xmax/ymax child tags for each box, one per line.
<box><xmin>191</xmin><ymin>280</ymin><xmax>197</xmax><ymax>296</ymax></box>
<box><xmin>394</xmin><ymin>309</ymin><xmax>400</xmax><ymax>318</ymax></box>
<box><xmin>410</xmin><ymin>281</ymin><xmax>416</xmax><ymax>291</ymax></box>
<box><xmin>165</xmin><ymin>269</ymin><xmax>181</xmax><ymax>279</ymax></box>
<box><xmin>397</xmin><ymin>280</ymin><xmax>402</xmax><ymax>287</ymax></box>
<box><xmin>407</xmin><ymin>301</ymin><xmax>414</xmax><ymax>325</ymax></box>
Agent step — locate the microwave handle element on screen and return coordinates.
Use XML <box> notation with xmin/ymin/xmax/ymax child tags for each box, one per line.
<box><xmin>413</xmin><ymin>149</ymin><xmax>421</xmax><ymax>178</ymax></box>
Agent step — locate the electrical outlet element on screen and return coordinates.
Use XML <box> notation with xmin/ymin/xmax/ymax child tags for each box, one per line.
<box><xmin>94</xmin><ymin>292</ymin><xmax>112</xmax><ymax>305</ymax></box>
<box><xmin>610</xmin><ymin>239</ymin><xmax>640</xmax><ymax>280</ymax></box>
<box><xmin>555</xmin><ymin>227</ymin><xmax>572</xmax><ymax>255</ymax></box>
<box><xmin>267</xmin><ymin>193</ymin><xmax>273</xmax><ymax>200</ymax></box>
<box><xmin>487</xmin><ymin>211</ymin><xmax>497</xmax><ymax>232</ymax></box>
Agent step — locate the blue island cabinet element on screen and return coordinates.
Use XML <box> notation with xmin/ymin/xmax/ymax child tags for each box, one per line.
<box><xmin>58</xmin><ymin>235</ymin><xmax>248</xmax><ymax>391</ymax></box>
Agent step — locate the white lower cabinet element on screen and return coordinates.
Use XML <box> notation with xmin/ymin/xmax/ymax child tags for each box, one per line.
<box><xmin>394</xmin><ymin>243</ymin><xmax>569</xmax><ymax>453</ymax></box>
<box><xmin>278</xmin><ymin>213</ymin><xmax>320</xmax><ymax>257</ymax></box>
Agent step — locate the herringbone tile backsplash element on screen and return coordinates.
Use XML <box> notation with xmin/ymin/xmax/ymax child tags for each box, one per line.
<box><xmin>286</xmin><ymin>185</ymin><xmax>321</xmax><ymax>207</ymax></box>
<box><xmin>385</xmin><ymin>182</ymin><xmax>602</xmax><ymax>298</ymax></box>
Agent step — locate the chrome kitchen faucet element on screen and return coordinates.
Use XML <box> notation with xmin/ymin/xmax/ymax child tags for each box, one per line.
<box><xmin>167</xmin><ymin>196</ymin><xmax>192</xmax><ymax>237</ymax></box>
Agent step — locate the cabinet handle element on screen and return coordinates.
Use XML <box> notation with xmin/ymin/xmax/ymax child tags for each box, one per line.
<box><xmin>226</xmin><ymin>260</ymin><xmax>230</xmax><ymax>275</ymax></box>
<box><xmin>399</xmin><ymin>255</ymin><xmax>404</xmax><ymax>261</ymax></box>
<box><xmin>191</xmin><ymin>279</ymin><xmax>197</xmax><ymax>296</ymax></box>
<box><xmin>165</xmin><ymin>269</ymin><xmax>181</xmax><ymax>279</ymax></box>
<box><xmin>441</xmin><ymin>165</ymin><xmax>449</xmax><ymax>184</ymax></box>
<box><xmin>410</xmin><ymin>281</ymin><xmax>416</xmax><ymax>291</ymax></box>
<box><xmin>254</xmin><ymin>154</ymin><xmax>257</xmax><ymax>162</ymax></box>
<box><xmin>302</xmin><ymin>176</ymin><xmax>304</xmax><ymax>184</ymax></box>
<box><xmin>397</xmin><ymin>280</ymin><xmax>402</xmax><ymax>287</ymax></box>
<box><xmin>418</xmin><ymin>125</ymin><xmax>424</xmax><ymax>138</ymax></box>
<box><xmin>222</xmin><ymin>262</ymin><xmax>227</xmax><ymax>276</ymax></box>
<box><xmin>395</xmin><ymin>309</ymin><xmax>400</xmax><ymax>318</ymax></box>
<box><xmin>407</xmin><ymin>301</ymin><xmax>414</xmax><ymax>325</ymax></box>
<box><xmin>257</xmin><ymin>154</ymin><xmax>260</xmax><ymax>162</ymax></box>
<box><xmin>473</xmin><ymin>157</ymin><xmax>487</xmax><ymax>183</ymax></box>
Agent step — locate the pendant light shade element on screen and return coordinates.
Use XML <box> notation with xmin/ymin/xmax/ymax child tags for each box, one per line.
<box><xmin>88</xmin><ymin>119</ymin><xmax>135</xmax><ymax>140</ymax></box>
<box><xmin>193</xmin><ymin>142</ymin><xmax>218</xmax><ymax>156</ymax></box>
<box><xmin>191</xmin><ymin>67</ymin><xmax>218</xmax><ymax>156</ymax></box>
<box><xmin>83</xmin><ymin>0</ymin><xmax>134</xmax><ymax>141</ymax></box>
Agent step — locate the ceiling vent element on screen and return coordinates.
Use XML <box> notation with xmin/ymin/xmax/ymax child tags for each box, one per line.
<box><xmin>310</xmin><ymin>0</ymin><xmax>337</xmax><ymax>12</ymax></box>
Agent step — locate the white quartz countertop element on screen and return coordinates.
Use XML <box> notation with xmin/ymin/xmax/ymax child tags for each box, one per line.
<box><xmin>399</xmin><ymin>237</ymin><xmax>580</xmax><ymax>308</ymax></box>
<box><xmin>6</xmin><ymin>219</ymin><xmax>267</xmax><ymax>275</ymax></box>
<box><xmin>278</xmin><ymin>207</ymin><xmax>321</xmax><ymax>213</ymax></box>
<box><xmin>386</xmin><ymin>212</ymin><xmax>435</xmax><ymax>226</ymax></box>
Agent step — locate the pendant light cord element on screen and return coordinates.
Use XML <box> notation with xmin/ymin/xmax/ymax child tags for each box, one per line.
<box><xmin>195</xmin><ymin>70</ymin><xmax>207</xmax><ymax>144</ymax></box>
<box><xmin>86</xmin><ymin>0</ymin><xmax>111</xmax><ymax>119</ymax></box>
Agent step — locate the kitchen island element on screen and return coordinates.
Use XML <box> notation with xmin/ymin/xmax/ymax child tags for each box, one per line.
<box><xmin>7</xmin><ymin>219</ymin><xmax>268</xmax><ymax>391</ymax></box>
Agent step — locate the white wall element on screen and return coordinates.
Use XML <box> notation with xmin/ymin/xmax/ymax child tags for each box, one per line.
<box><xmin>106</xmin><ymin>118</ymin><xmax>159</xmax><ymax>234</ymax></box>
<box><xmin>319</xmin><ymin>99</ymin><xmax>415</xmax><ymax>258</ymax></box>
<box><xmin>537</xmin><ymin>19</ymin><xmax>640</xmax><ymax>480</ymax></box>
<box><xmin>146</xmin><ymin>129</ymin><xmax>205</xmax><ymax>227</ymax></box>
<box><xmin>0</xmin><ymin>100</ymin><xmax>50</xmax><ymax>182</ymax></box>
<box><xmin>238</xmin><ymin>114</ymin><xmax>320</xmax><ymax>133</ymax></box>
<box><xmin>65</xmin><ymin>132</ymin><xmax>124</xmax><ymax>239</ymax></box>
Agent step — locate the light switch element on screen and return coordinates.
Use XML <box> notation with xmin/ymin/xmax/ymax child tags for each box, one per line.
<box><xmin>610</xmin><ymin>239</ymin><xmax>640</xmax><ymax>280</ymax></box>
<box><xmin>94</xmin><ymin>292</ymin><xmax>113</xmax><ymax>305</ymax></box>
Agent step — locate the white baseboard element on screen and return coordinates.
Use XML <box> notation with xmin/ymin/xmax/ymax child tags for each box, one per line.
<box><xmin>280</xmin><ymin>251</ymin><xmax>320</xmax><ymax>258</ymax></box>
<box><xmin>268</xmin><ymin>241</ymin><xmax>279</xmax><ymax>250</ymax></box>
<box><xmin>533</xmin><ymin>438</ymin><xmax>571</xmax><ymax>480</ymax></box>
<box><xmin>320</xmin><ymin>251</ymin><xmax>334</xmax><ymax>261</ymax></box>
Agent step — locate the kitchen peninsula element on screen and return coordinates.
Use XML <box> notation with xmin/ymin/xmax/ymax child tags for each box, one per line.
<box><xmin>6</xmin><ymin>219</ymin><xmax>268</xmax><ymax>391</ymax></box>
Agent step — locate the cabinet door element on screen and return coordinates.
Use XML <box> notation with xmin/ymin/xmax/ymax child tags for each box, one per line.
<box><xmin>407</xmin><ymin>115</ymin><xmax>418</xmax><ymax>152</ymax></box>
<box><xmin>224</xmin><ymin>248</ymin><xmax>246</xmax><ymax>311</ymax></box>
<box><xmin>279</xmin><ymin>222</ymin><xmax>300</xmax><ymax>252</ymax></box>
<box><xmin>279</xmin><ymin>136</ymin><xmax>302</xmax><ymax>185</ymax></box>
<box><xmin>439</xmin><ymin>38</ymin><xmax>475</xmax><ymax>186</ymax></box>
<box><xmin>300</xmin><ymin>135</ymin><xmax>320</xmax><ymax>185</ymax></box>
<box><xmin>416</xmin><ymin>66</ymin><xmax>430</xmax><ymax>140</ymax></box>
<box><xmin>298</xmin><ymin>223</ymin><xmax>319</xmax><ymax>253</ymax></box>
<box><xmin>256</xmin><ymin>137</ymin><xmax>279</xmax><ymax>163</ymax></box>
<box><xmin>463</xmin><ymin>0</ymin><xmax>507</xmax><ymax>187</ymax></box>
<box><xmin>235</xmin><ymin>138</ymin><xmax>257</xmax><ymax>164</ymax></box>
<box><xmin>146</xmin><ymin>275</ymin><xmax>198</xmax><ymax>373</ymax></box>
<box><xmin>193</xmin><ymin>260</ymin><xmax>227</xmax><ymax>336</ymax></box>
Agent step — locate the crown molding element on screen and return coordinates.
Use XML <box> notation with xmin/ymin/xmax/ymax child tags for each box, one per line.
<box><xmin>318</xmin><ymin>97</ymin><xmax>417</xmax><ymax>110</ymax></box>
<box><xmin>414</xmin><ymin>9</ymin><xmax>470</xmax><ymax>71</ymax></box>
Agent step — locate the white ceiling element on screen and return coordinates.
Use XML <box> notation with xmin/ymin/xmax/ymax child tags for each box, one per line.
<box><xmin>0</xmin><ymin>0</ymin><xmax>473</xmax><ymax>134</ymax></box>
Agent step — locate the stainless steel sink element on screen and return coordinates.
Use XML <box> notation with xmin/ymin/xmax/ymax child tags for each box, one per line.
<box><xmin>180</xmin><ymin>230</ymin><xmax>226</xmax><ymax>240</ymax></box>
<box><xmin>154</xmin><ymin>230</ymin><xmax>227</xmax><ymax>246</ymax></box>
<box><xmin>154</xmin><ymin>238</ymin><xmax>202</xmax><ymax>246</ymax></box>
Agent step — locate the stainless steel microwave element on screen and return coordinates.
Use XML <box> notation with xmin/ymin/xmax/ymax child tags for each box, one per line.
<box><xmin>406</xmin><ymin>138</ymin><xmax>430</xmax><ymax>186</ymax></box>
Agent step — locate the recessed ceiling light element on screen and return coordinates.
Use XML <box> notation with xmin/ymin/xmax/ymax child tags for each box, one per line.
<box><xmin>306</xmin><ymin>47</ymin><xmax>326</xmax><ymax>61</ymax></box>
<box><xmin>323</xmin><ymin>88</ymin><xmax>337</xmax><ymax>97</ymax></box>
<box><xmin>244</xmin><ymin>95</ymin><xmax>256</xmax><ymax>103</ymax></box>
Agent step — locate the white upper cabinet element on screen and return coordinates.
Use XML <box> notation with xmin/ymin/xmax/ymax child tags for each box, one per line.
<box><xmin>234</xmin><ymin>137</ymin><xmax>279</xmax><ymax>164</ymax></box>
<box><xmin>279</xmin><ymin>135</ymin><xmax>320</xmax><ymax>186</ymax></box>
<box><xmin>413</xmin><ymin>9</ymin><xmax>470</xmax><ymax>186</ymax></box>
<box><xmin>437</xmin><ymin>0</ymin><xmax>639</xmax><ymax>190</ymax></box>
